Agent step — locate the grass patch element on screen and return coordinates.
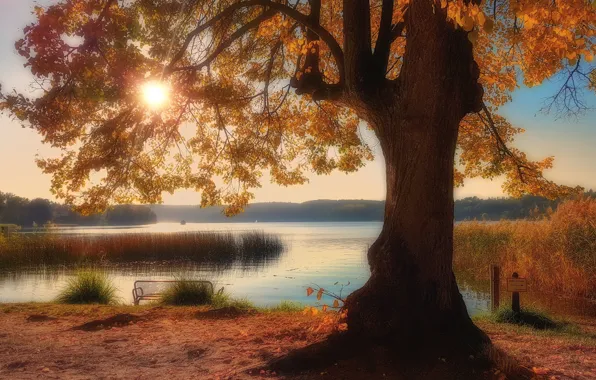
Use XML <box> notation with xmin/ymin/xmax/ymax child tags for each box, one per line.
<box><xmin>267</xmin><ymin>300</ymin><xmax>304</xmax><ymax>312</ymax></box>
<box><xmin>493</xmin><ymin>308</ymin><xmax>563</xmax><ymax>330</ymax></box>
<box><xmin>474</xmin><ymin>312</ymin><xmax>596</xmax><ymax>346</ymax></box>
<box><xmin>56</xmin><ymin>272</ymin><xmax>118</xmax><ymax>305</ymax></box>
<box><xmin>160</xmin><ymin>280</ymin><xmax>214</xmax><ymax>306</ymax></box>
<box><xmin>211</xmin><ymin>292</ymin><xmax>255</xmax><ymax>310</ymax></box>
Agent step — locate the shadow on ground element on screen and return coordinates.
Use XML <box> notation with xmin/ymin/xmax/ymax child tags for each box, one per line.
<box><xmin>261</xmin><ymin>334</ymin><xmax>535</xmax><ymax>380</ymax></box>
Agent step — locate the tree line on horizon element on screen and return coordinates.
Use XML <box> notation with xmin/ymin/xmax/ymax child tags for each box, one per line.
<box><xmin>2</xmin><ymin>190</ymin><xmax>594</xmax><ymax>227</ymax></box>
<box><xmin>152</xmin><ymin>192</ymin><xmax>596</xmax><ymax>223</ymax></box>
<box><xmin>0</xmin><ymin>192</ymin><xmax>156</xmax><ymax>227</ymax></box>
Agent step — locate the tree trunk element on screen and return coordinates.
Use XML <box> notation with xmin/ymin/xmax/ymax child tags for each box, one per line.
<box><xmin>344</xmin><ymin>0</ymin><xmax>488</xmax><ymax>354</ymax></box>
<box><xmin>344</xmin><ymin>111</ymin><xmax>489</xmax><ymax>353</ymax></box>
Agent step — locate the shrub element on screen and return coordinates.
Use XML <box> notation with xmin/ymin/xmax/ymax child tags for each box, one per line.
<box><xmin>493</xmin><ymin>308</ymin><xmax>563</xmax><ymax>330</ymax></box>
<box><xmin>160</xmin><ymin>280</ymin><xmax>214</xmax><ymax>306</ymax></box>
<box><xmin>56</xmin><ymin>271</ymin><xmax>118</xmax><ymax>305</ymax></box>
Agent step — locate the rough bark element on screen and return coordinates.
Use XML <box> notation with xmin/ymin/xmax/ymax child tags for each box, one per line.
<box><xmin>344</xmin><ymin>0</ymin><xmax>488</xmax><ymax>354</ymax></box>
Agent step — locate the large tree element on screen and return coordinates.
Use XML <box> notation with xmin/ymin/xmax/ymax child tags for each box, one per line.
<box><xmin>2</xmin><ymin>0</ymin><xmax>595</xmax><ymax>352</ymax></box>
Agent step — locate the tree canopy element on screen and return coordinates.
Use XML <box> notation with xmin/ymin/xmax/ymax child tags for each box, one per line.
<box><xmin>1</xmin><ymin>0</ymin><xmax>594</xmax><ymax>213</ymax></box>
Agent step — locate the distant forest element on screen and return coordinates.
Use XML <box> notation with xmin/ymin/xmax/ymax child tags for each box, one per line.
<box><xmin>2</xmin><ymin>191</ymin><xmax>594</xmax><ymax>227</ymax></box>
<box><xmin>153</xmin><ymin>191</ymin><xmax>596</xmax><ymax>223</ymax></box>
<box><xmin>0</xmin><ymin>192</ymin><xmax>156</xmax><ymax>227</ymax></box>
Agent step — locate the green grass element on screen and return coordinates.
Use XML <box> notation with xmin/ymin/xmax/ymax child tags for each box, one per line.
<box><xmin>267</xmin><ymin>300</ymin><xmax>304</xmax><ymax>312</ymax></box>
<box><xmin>475</xmin><ymin>307</ymin><xmax>570</xmax><ymax>331</ymax></box>
<box><xmin>493</xmin><ymin>308</ymin><xmax>563</xmax><ymax>330</ymax></box>
<box><xmin>210</xmin><ymin>292</ymin><xmax>256</xmax><ymax>310</ymax></box>
<box><xmin>55</xmin><ymin>272</ymin><xmax>119</xmax><ymax>305</ymax></box>
<box><xmin>474</xmin><ymin>309</ymin><xmax>596</xmax><ymax>345</ymax></box>
<box><xmin>160</xmin><ymin>280</ymin><xmax>214</xmax><ymax>306</ymax></box>
<box><xmin>157</xmin><ymin>283</ymin><xmax>257</xmax><ymax>310</ymax></box>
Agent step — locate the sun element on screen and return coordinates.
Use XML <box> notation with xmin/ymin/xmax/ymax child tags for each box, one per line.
<box><xmin>141</xmin><ymin>81</ymin><xmax>169</xmax><ymax>109</ymax></box>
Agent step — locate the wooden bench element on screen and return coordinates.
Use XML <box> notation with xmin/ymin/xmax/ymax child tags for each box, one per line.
<box><xmin>132</xmin><ymin>280</ymin><xmax>215</xmax><ymax>305</ymax></box>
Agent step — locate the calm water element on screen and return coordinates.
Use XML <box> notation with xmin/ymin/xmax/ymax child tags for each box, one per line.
<box><xmin>1</xmin><ymin>222</ymin><xmax>593</xmax><ymax>317</ymax></box>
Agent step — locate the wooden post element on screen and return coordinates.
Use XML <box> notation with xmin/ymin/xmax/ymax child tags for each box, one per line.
<box><xmin>490</xmin><ymin>265</ymin><xmax>500</xmax><ymax>312</ymax></box>
<box><xmin>511</xmin><ymin>272</ymin><xmax>521</xmax><ymax>313</ymax></box>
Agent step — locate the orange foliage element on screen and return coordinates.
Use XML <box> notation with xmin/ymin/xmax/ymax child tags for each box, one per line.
<box><xmin>304</xmin><ymin>285</ymin><xmax>348</xmax><ymax>332</ymax></box>
<box><xmin>454</xmin><ymin>197</ymin><xmax>596</xmax><ymax>298</ymax></box>
<box><xmin>1</xmin><ymin>0</ymin><xmax>594</xmax><ymax>212</ymax></box>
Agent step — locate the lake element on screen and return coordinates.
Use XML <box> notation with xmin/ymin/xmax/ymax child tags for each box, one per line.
<box><xmin>1</xmin><ymin>222</ymin><xmax>594</xmax><ymax>317</ymax></box>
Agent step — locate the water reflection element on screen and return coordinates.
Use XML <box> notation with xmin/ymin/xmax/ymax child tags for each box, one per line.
<box><xmin>1</xmin><ymin>222</ymin><xmax>594</xmax><ymax>317</ymax></box>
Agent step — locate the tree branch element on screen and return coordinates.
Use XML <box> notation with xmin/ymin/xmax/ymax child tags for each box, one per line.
<box><xmin>97</xmin><ymin>0</ymin><xmax>116</xmax><ymax>24</ymax></box>
<box><xmin>342</xmin><ymin>0</ymin><xmax>372</xmax><ymax>90</ymax></box>
<box><xmin>389</xmin><ymin>21</ymin><xmax>406</xmax><ymax>43</ymax></box>
<box><xmin>541</xmin><ymin>58</ymin><xmax>589</xmax><ymax>118</ymax></box>
<box><xmin>167</xmin><ymin>9</ymin><xmax>277</xmax><ymax>73</ymax></box>
<box><xmin>480</xmin><ymin>102</ymin><xmax>530</xmax><ymax>183</ymax></box>
<box><xmin>166</xmin><ymin>0</ymin><xmax>344</xmax><ymax>85</ymax></box>
<box><xmin>373</xmin><ymin>0</ymin><xmax>394</xmax><ymax>75</ymax></box>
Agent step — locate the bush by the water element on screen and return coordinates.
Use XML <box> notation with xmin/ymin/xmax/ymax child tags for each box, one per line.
<box><xmin>56</xmin><ymin>272</ymin><xmax>118</xmax><ymax>305</ymax></box>
<box><xmin>160</xmin><ymin>280</ymin><xmax>214</xmax><ymax>306</ymax></box>
<box><xmin>454</xmin><ymin>197</ymin><xmax>596</xmax><ymax>298</ymax></box>
<box><xmin>0</xmin><ymin>231</ymin><xmax>285</xmax><ymax>269</ymax></box>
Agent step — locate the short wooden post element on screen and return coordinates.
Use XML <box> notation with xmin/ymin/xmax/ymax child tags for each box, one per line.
<box><xmin>490</xmin><ymin>265</ymin><xmax>500</xmax><ymax>312</ymax></box>
<box><xmin>511</xmin><ymin>272</ymin><xmax>521</xmax><ymax>313</ymax></box>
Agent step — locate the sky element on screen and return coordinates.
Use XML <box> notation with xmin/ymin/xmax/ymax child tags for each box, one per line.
<box><xmin>0</xmin><ymin>0</ymin><xmax>595</xmax><ymax>205</ymax></box>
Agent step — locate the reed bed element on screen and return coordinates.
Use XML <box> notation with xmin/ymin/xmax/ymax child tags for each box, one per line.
<box><xmin>454</xmin><ymin>198</ymin><xmax>596</xmax><ymax>299</ymax></box>
<box><xmin>0</xmin><ymin>231</ymin><xmax>285</xmax><ymax>269</ymax></box>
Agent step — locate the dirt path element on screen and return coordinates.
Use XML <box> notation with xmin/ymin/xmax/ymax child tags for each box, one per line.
<box><xmin>0</xmin><ymin>304</ymin><xmax>594</xmax><ymax>379</ymax></box>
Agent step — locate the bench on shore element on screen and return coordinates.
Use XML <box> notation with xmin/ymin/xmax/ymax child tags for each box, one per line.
<box><xmin>132</xmin><ymin>280</ymin><xmax>215</xmax><ymax>305</ymax></box>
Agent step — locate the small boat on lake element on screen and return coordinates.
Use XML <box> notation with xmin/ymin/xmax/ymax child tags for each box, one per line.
<box><xmin>180</xmin><ymin>220</ymin><xmax>187</xmax><ymax>225</ymax></box>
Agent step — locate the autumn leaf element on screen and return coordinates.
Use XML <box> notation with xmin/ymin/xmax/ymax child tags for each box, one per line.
<box><xmin>316</xmin><ymin>288</ymin><xmax>324</xmax><ymax>301</ymax></box>
<box><xmin>461</xmin><ymin>16</ymin><xmax>474</xmax><ymax>32</ymax></box>
<box><xmin>468</xmin><ymin>30</ymin><xmax>479</xmax><ymax>46</ymax></box>
<box><xmin>333</xmin><ymin>299</ymin><xmax>340</xmax><ymax>308</ymax></box>
<box><xmin>322</xmin><ymin>305</ymin><xmax>328</xmax><ymax>312</ymax></box>
<box><xmin>306</xmin><ymin>287</ymin><xmax>314</xmax><ymax>297</ymax></box>
<box><xmin>483</xmin><ymin>18</ymin><xmax>494</xmax><ymax>33</ymax></box>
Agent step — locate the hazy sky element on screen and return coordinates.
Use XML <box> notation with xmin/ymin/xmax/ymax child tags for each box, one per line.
<box><xmin>1</xmin><ymin>0</ymin><xmax>595</xmax><ymax>205</ymax></box>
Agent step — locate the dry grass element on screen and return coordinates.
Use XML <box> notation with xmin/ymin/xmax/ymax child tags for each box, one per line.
<box><xmin>454</xmin><ymin>198</ymin><xmax>596</xmax><ymax>299</ymax></box>
<box><xmin>0</xmin><ymin>231</ymin><xmax>285</xmax><ymax>269</ymax></box>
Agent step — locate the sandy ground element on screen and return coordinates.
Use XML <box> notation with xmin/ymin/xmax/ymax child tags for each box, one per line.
<box><xmin>0</xmin><ymin>304</ymin><xmax>594</xmax><ymax>380</ymax></box>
